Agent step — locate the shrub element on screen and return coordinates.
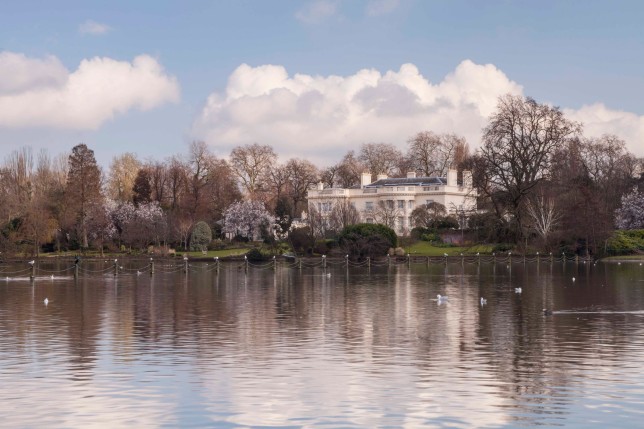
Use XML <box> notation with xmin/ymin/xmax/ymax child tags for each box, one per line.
<box><xmin>338</xmin><ymin>223</ymin><xmax>397</xmax><ymax>261</ymax></box>
<box><xmin>189</xmin><ymin>221</ymin><xmax>212</xmax><ymax>251</ymax></box>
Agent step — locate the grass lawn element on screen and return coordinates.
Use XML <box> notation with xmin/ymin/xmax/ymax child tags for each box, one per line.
<box><xmin>601</xmin><ymin>254</ymin><xmax>644</xmax><ymax>261</ymax></box>
<box><xmin>184</xmin><ymin>248</ymin><xmax>250</xmax><ymax>258</ymax></box>
<box><xmin>404</xmin><ymin>242</ymin><xmax>494</xmax><ymax>256</ymax></box>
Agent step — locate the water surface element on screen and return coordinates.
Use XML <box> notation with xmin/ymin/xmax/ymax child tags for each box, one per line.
<box><xmin>1</xmin><ymin>259</ymin><xmax>644</xmax><ymax>428</ymax></box>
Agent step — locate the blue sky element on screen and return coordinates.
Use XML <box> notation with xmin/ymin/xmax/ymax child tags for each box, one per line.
<box><xmin>1</xmin><ymin>0</ymin><xmax>643</xmax><ymax>167</ymax></box>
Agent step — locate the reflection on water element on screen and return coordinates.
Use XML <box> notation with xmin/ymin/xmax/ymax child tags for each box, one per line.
<box><xmin>1</xmin><ymin>260</ymin><xmax>644</xmax><ymax>428</ymax></box>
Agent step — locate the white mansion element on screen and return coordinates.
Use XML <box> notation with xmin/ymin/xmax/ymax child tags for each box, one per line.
<box><xmin>306</xmin><ymin>170</ymin><xmax>477</xmax><ymax>235</ymax></box>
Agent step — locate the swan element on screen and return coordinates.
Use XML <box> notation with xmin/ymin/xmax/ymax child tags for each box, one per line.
<box><xmin>437</xmin><ymin>294</ymin><xmax>448</xmax><ymax>302</ymax></box>
<box><xmin>514</xmin><ymin>287</ymin><xmax>522</xmax><ymax>293</ymax></box>
<box><xmin>480</xmin><ymin>297</ymin><xmax>487</xmax><ymax>305</ymax></box>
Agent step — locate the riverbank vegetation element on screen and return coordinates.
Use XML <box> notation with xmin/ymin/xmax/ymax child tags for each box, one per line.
<box><xmin>1</xmin><ymin>95</ymin><xmax>642</xmax><ymax>259</ymax></box>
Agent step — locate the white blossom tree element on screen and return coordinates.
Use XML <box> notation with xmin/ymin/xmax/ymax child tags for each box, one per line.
<box><xmin>222</xmin><ymin>200</ymin><xmax>275</xmax><ymax>241</ymax></box>
<box><xmin>615</xmin><ymin>187</ymin><xmax>644</xmax><ymax>229</ymax></box>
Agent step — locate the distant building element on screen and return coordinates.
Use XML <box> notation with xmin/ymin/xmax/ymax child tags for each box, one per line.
<box><xmin>306</xmin><ymin>170</ymin><xmax>477</xmax><ymax>235</ymax></box>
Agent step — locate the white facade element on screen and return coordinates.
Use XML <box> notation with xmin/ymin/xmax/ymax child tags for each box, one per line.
<box><xmin>307</xmin><ymin>170</ymin><xmax>477</xmax><ymax>235</ymax></box>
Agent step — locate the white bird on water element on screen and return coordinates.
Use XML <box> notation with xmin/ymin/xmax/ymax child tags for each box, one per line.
<box><xmin>50</xmin><ymin>275</ymin><xmax>54</xmax><ymax>279</ymax></box>
<box><xmin>44</xmin><ymin>298</ymin><xmax>49</xmax><ymax>305</ymax></box>
<box><xmin>572</xmin><ymin>277</ymin><xmax>576</xmax><ymax>282</ymax></box>
<box><xmin>480</xmin><ymin>297</ymin><xmax>487</xmax><ymax>305</ymax></box>
<box><xmin>28</xmin><ymin>260</ymin><xmax>35</xmax><ymax>265</ymax></box>
<box><xmin>514</xmin><ymin>287</ymin><xmax>522</xmax><ymax>293</ymax></box>
<box><xmin>326</xmin><ymin>272</ymin><xmax>331</xmax><ymax>278</ymax></box>
<box><xmin>437</xmin><ymin>294</ymin><xmax>449</xmax><ymax>303</ymax></box>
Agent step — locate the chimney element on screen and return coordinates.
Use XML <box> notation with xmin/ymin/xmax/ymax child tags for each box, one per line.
<box><xmin>447</xmin><ymin>169</ymin><xmax>457</xmax><ymax>187</ymax></box>
<box><xmin>407</xmin><ymin>171</ymin><xmax>416</xmax><ymax>179</ymax></box>
<box><xmin>317</xmin><ymin>181</ymin><xmax>324</xmax><ymax>191</ymax></box>
<box><xmin>376</xmin><ymin>173</ymin><xmax>388</xmax><ymax>181</ymax></box>
<box><xmin>361</xmin><ymin>172</ymin><xmax>372</xmax><ymax>188</ymax></box>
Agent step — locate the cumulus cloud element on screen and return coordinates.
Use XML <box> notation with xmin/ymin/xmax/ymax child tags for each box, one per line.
<box><xmin>0</xmin><ymin>52</ymin><xmax>180</xmax><ymax>130</ymax></box>
<box><xmin>193</xmin><ymin>60</ymin><xmax>523</xmax><ymax>161</ymax></box>
<box><xmin>79</xmin><ymin>19</ymin><xmax>111</xmax><ymax>35</ymax></box>
<box><xmin>194</xmin><ymin>61</ymin><xmax>644</xmax><ymax>161</ymax></box>
<box><xmin>366</xmin><ymin>0</ymin><xmax>401</xmax><ymax>16</ymax></box>
<box><xmin>295</xmin><ymin>0</ymin><xmax>339</xmax><ymax>24</ymax></box>
<box><xmin>564</xmin><ymin>103</ymin><xmax>644</xmax><ymax>156</ymax></box>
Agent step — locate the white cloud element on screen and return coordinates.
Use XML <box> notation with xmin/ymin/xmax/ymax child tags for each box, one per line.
<box><xmin>0</xmin><ymin>51</ymin><xmax>68</xmax><ymax>94</ymax></box>
<box><xmin>194</xmin><ymin>61</ymin><xmax>644</xmax><ymax>162</ymax></box>
<box><xmin>366</xmin><ymin>0</ymin><xmax>400</xmax><ymax>16</ymax></box>
<box><xmin>564</xmin><ymin>103</ymin><xmax>644</xmax><ymax>157</ymax></box>
<box><xmin>0</xmin><ymin>52</ymin><xmax>180</xmax><ymax>130</ymax></box>
<box><xmin>193</xmin><ymin>60</ymin><xmax>523</xmax><ymax>162</ymax></box>
<box><xmin>295</xmin><ymin>0</ymin><xmax>339</xmax><ymax>24</ymax></box>
<box><xmin>79</xmin><ymin>19</ymin><xmax>112</xmax><ymax>35</ymax></box>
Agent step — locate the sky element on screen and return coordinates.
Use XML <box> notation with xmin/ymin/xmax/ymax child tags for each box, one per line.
<box><xmin>1</xmin><ymin>0</ymin><xmax>643</xmax><ymax>168</ymax></box>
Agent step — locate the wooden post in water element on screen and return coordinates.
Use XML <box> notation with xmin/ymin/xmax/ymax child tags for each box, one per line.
<box><xmin>244</xmin><ymin>255</ymin><xmax>248</xmax><ymax>274</ymax></box>
<box><xmin>426</xmin><ymin>256</ymin><xmax>429</xmax><ymax>267</ymax></box>
<box><xmin>273</xmin><ymin>256</ymin><xmax>276</xmax><ymax>271</ymax></box>
<box><xmin>407</xmin><ymin>253</ymin><xmax>410</xmax><ymax>268</ymax></box>
<box><xmin>215</xmin><ymin>257</ymin><xmax>219</xmax><ymax>274</ymax></box>
<box><xmin>114</xmin><ymin>259</ymin><xmax>118</xmax><ymax>276</ymax></box>
<box><xmin>388</xmin><ymin>254</ymin><xmax>391</xmax><ymax>267</ymax></box>
<box><xmin>183</xmin><ymin>256</ymin><xmax>188</xmax><ymax>274</ymax></box>
<box><xmin>150</xmin><ymin>258</ymin><xmax>154</xmax><ymax>275</ymax></box>
<box><xmin>536</xmin><ymin>252</ymin><xmax>540</xmax><ymax>268</ymax></box>
<box><xmin>298</xmin><ymin>257</ymin><xmax>302</xmax><ymax>270</ymax></box>
<box><xmin>367</xmin><ymin>257</ymin><xmax>370</xmax><ymax>269</ymax></box>
<box><xmin>30</xmin><ymin>263</ymin><xmax>35</xmax><ymax>280</ymax></box>
<box><xmin>74</xmin><ymin>263</ymin><xmax>79</xmax><ymax>279</ymax></box>
<box><xmin>323</xmin><ymin>255</ymin><xmax>327</xmax><ymax>269</ymax></box>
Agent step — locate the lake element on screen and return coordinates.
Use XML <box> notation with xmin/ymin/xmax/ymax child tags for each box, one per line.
<box><xmin>1</xmin><ymin>257</ymin><xmax>644</xmax><ymax>428</ymax></box>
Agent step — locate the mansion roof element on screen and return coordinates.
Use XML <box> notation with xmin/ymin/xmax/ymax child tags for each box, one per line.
<box><xmin>365</xmin><ymin>176</ymin><xmax>447</xmax><ymax>188</ymax></box>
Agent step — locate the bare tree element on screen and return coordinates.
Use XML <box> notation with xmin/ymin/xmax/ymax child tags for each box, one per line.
<box><xmin>358</xmin><ymin>143</ymin><xmax>403</xmax><ymax>178</ymax></box>
<box><xmin>335</xmin><ymin>150</ymin><xmax>364</xmax><ymax>188</ymax></box>
<box><xmin>525</xmin><ymin>193</ymin><xmax>561</xmax><ymax>249</ymax></box>
<box><xmin>407</xmin><ymin>131</ymin><xmax>469</xmax><ymax>177</ymax></box>
<box><xmin>480</xmin><ymin>95</ymin><xmax>580</xmax><ymax>240</ymax></box>
<box><xmin>229</xmin><ymin>143</ymin><xmax>277</xmax><ymax>200</ymax></box>
<box><xmin>328</xmin><ymin>199</ymin><xmax>360</xmax><ymax>232</ymax></box>
<box><xmin>107</xmin><ymin>153</ymin><xmax>141</xmax><ymax>202</ymax></box>
<box><xmin>372</xmin><ymin>200</ymin><xmax>401</xmax><ymax>230</ymax></box>
<box><xmin>285</xmin><ymin>158</ymin><xmax>319</xmax><ymax>216</ymax></box>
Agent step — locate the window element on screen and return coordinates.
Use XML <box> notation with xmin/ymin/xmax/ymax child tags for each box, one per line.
<box><xmin>386</xmin><ymin>200</ymin><xmax>394</xmax><ymax>209</ymax></box>
<box><xmin>397</xmin><ymin>216</ymin><xmax>404</xmax><ymax>231</ymax></box>
<box><xmin>408</xmin><ymin>216</ymin><xmax>413</xmax><ymax>228</ymax></box>
<box><xmin>397</xmin><ymin>200</ymin><xmax>404</xmax><ymax>209</ymax></box>
<box><xmin>426</xmin><ymin>199</ymin><xmax>434</xmax><ymax>205</ymax></box>
<box><xmin>366</xmin><ymin>218</ymin><xmax>374</xmax><ymax>224</ymax></box>
<box><xmin>397</xmin><ymin>186</ymin><xmax>405</xmax><ymax>191</ymax></box>
<box><xmin>365</xmin><ymin>201</ymin><xmax>374</xmax><ymax>211</ymax></box>
<box><xmin>408</xmin><ymin>200</ymin><xmax>414</xmax><ymax>210</ymax></box>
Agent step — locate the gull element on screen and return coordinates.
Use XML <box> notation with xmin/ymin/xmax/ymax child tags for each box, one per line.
<box><xmin>437</xmin><ymin>294</ymin><xmax>449</xmax><ymax>303</ymax></box>
<box><xmin>443</xmin><ymin>253</ymin><xmax>448</xmax><ymax>257</ymax></box>
<box><xmin>326</xmin><ymin>273</ymin><xmax>331</xmax><ymax>278</ymax></box>
<box><xmin>44</xmin><ymin>298</ymin><xmax>49</xmax><ymax>305</ymax></box>
<box><xmin>50</xmin><ymin>275</ymin><xmax>54</xmax><ymax>279</ymax></box>
<box><xmin>543</xmin><ymin>308</ymin><xmax>553</xmax><ymax>316</ymax></box>
<box><xmin>514</xmin><ymin>287</ymin><xmax>522</xmax><ymax>293</ymax></box>
<box><xmin>480</xmin><ymin>297</ymin><xmax>487</xmax><ymax>306</ymax></box>
<box><xmin>28</xmin><ymin>260</ymin><xmax>35</xmax><ymax>265</ymax></box>
<box><xmin>572</xmin><ymin>277</ymin><xmax>576</xmax><ymax>282</ymax></box>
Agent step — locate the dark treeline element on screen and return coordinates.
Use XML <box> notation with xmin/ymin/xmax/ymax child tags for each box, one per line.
<box><xmin>1</xmin><ymin>94</ymin><xmax>643</xmax><ymax>257</ymax></box>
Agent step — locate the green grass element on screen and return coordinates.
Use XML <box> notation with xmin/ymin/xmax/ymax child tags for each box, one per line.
<box><xmin>404</xmin><ymin>242</ymin><xmax>494</xmax><ymax>256</ymax></box>
<box><xmin>601</xmin><ymin>254</ymin><xmax>644</xmax><ymax>261</ymax></box>
<box><xmin>183</xmin><ymin>248</ymin><xmax>250</xmax><ymax>258</ymax></box>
